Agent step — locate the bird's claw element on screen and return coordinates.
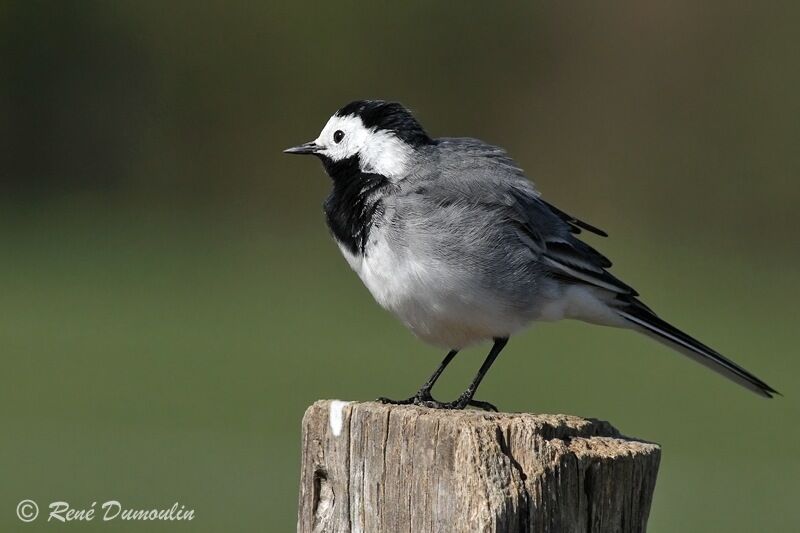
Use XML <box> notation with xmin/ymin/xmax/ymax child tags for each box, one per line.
<box><xmin>377</xmin><ymin>389</ymin><xmax>434</xmax><ymax>406</ymax></box>
<box><xmin>377</xmin><ymin>392</ymin><xmax>498</xmax><ymax>412</ymax></box>
<box><xmin>376</xmin><ymin>395</ymin><xmax>416</xmax><ymax>406</ymax></box>
<box><xmin>467</xmin><ymin>399</ymin><xmax>499</xmax><ymax>412</ymax></box>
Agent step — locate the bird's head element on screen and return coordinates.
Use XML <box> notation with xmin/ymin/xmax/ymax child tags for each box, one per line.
<box><xmin>284</xmin><ymin>100</ymin><xmax>432</xmax><ymax>180</ymax></box>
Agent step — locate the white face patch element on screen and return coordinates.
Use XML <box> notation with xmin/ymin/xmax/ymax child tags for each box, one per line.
<box><xmin>313</xmin><ymin>114</ymin><xmax>412</xmax><ymax>179</ymax></box>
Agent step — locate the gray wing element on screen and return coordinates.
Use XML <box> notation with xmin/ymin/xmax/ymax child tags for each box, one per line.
<box><xmin>403</xmin><ymin>137</ymin><xmax>637</xmax><ymax>296</ymax></box>
<box><xmin>507</xmin><ymin>185</ymin><xmax>638</xmax><ymax>296</ymax></box>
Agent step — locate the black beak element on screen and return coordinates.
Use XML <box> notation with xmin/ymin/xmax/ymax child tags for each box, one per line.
<box><xmin>283</xmin><ymin>141</ymin><xmax>321</xmax><ymax>155</ymax></box>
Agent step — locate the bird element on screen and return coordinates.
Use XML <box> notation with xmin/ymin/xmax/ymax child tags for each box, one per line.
<box><xmin>284</xmin><ymin>99</ymin><xmax>777</xmax><ymax>410</ymax></box>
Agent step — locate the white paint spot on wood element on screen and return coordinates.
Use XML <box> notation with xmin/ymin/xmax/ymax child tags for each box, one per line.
<box><xmin>329</xmin><ymin>400</ymin><xmax>350</xmax><ymax>437</ymax></box>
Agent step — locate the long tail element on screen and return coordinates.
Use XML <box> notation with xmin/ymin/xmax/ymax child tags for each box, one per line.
<box><xmin>616</xmin><ymin>299</ymin><xmax>778</xmax><ymax>398</ymax></box>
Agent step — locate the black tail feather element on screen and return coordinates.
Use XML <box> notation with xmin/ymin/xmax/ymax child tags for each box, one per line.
<box><xmin>617</xmin><ymin>301</ymin><xmax>778</xmax><ymax>398</ymax></box>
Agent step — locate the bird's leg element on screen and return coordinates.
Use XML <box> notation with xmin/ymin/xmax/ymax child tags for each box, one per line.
<box><xmin>379</xmin><ymin>339</ymin><xmax>508</xmax><ymax>412</ymax></box>
<box><xmin>440</xmin><ymin>337</ymin><xmax>508</xmax><ymax>411</ymax></box>
<box><xmin>414</xmin><ymin>349</ymin><xmax>458</xmax><ymax>401</ymax></box>
<box><xmin>377</xmin><ymin>349</ymin><xmax>458</xmax><ymax>406</ymax></box>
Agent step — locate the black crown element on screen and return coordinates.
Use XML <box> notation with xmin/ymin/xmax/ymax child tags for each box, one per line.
<box><xmin>336</xmin><ymin>100</ymin><xmax>433</xmax><ymax>147</ymax></box>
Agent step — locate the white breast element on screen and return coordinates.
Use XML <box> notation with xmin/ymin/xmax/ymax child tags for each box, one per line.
<box><xmin>335</xmin><ymin>230</ymin><xmax>416</xmax><ymax>313</ymax></box>
<box><xmin>335</xmin><ymin>228</ymin><xmax>532</xmax><ymax>348</ymax></box>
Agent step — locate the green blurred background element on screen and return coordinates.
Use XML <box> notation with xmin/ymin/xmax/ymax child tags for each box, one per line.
<box><xmin>1</xmin><ymin>1</ymin><xmax>798</xmax><ymax>531</ymax></box>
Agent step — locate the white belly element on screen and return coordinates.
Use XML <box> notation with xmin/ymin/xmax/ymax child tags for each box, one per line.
<box><xmin>336</xmin><ymin>232</ymin><xmax>531</xmax><ymax>348</ymax></box>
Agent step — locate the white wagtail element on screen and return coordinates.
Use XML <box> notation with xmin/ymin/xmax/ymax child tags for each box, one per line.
<box><xmin>285</xmin><ymin>100</ymin><xmax>777</xmax><ymax>410</ymax></box>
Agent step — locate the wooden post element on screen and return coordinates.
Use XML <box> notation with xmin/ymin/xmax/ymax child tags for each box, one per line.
<box><xmin>298</xmin><ymin>400</ymin><xmax>660</xmax><ymax>533</ymax></box>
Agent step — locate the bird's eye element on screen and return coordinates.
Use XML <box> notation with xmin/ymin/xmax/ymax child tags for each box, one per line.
<box><xmin>333</xmin><ymin>130</ymin><xmax>345</xmax><ymax>144</ymax></box>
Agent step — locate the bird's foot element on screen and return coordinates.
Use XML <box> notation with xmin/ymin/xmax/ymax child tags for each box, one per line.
<box><xmin>378</xmin><ymin>391</ymin><xmax>498</xmax><ymax>412</ymax></box>
<box><xmin>376</xmin><ymin>395</ymin><xmax>416</xmax><ymax>406</ymax></box>
<box><xmin>466</xmin><ymin>399</ymin><xmax>499</xmax><ymax>412</ymax></box>
<box><xmin>420</xmin><ymin>394</ymin><xmax>499</xmax><ymax>411</ymax></box>
<box><xmin>377</xmin><ymin>388</ymin><xmax>435</xmax><ymax>407</ymax></box>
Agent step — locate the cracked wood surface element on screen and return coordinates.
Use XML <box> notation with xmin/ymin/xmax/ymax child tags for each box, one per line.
<box><xmin>297</xmin><ymin>400</ymin><xmax>660</xmax><ymax>533</ymax></box>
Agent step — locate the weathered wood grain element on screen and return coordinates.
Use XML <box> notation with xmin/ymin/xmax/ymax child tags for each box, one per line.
<box><xmin>298</xmin><ymin>400</ymin><xmax>660</xmax><ymax>533</ymax></box>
